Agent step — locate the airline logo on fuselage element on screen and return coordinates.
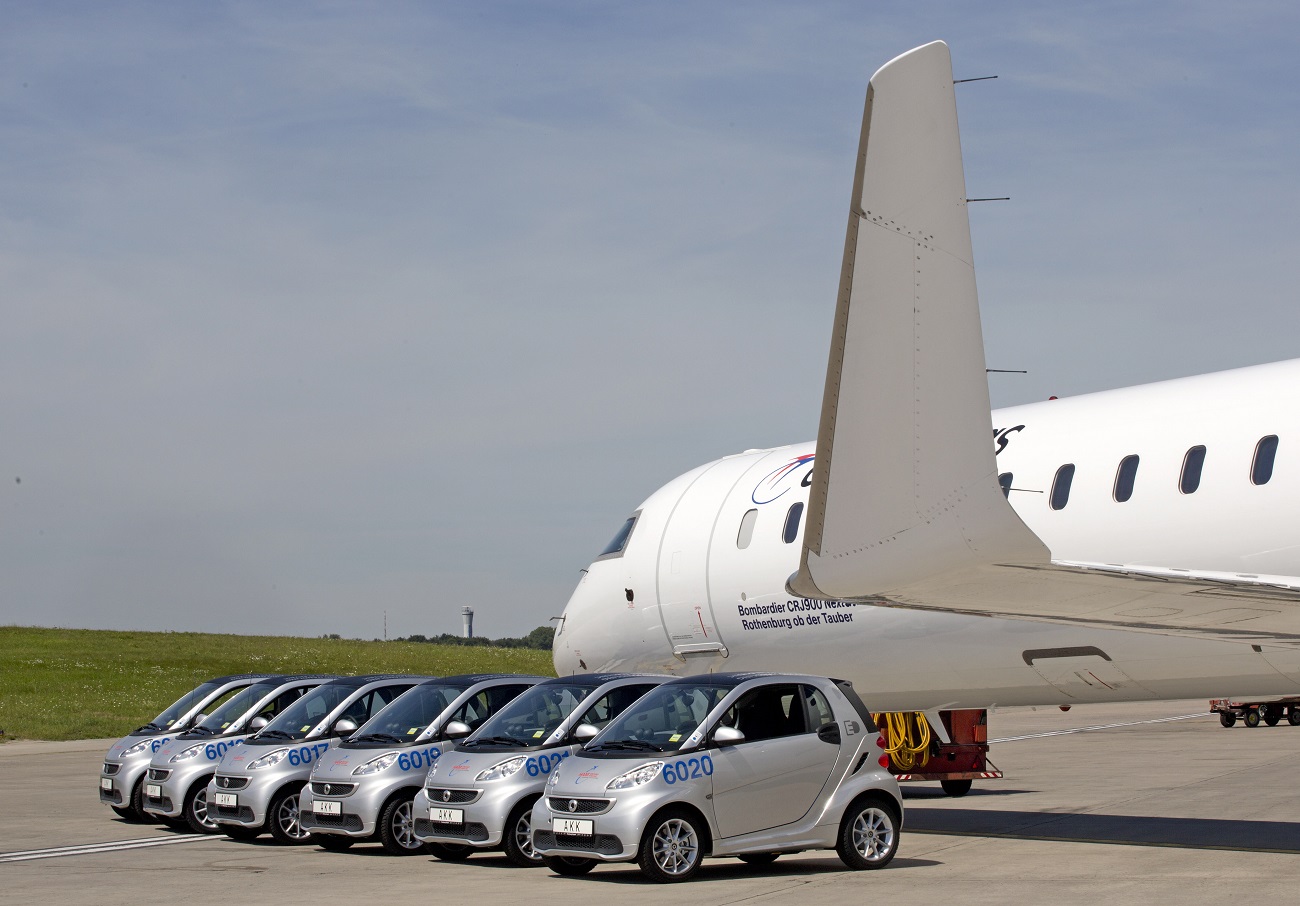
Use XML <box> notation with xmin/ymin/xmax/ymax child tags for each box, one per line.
<box><xmin>752</xmin><ymin>454</ymin><xmax>815</xmax><ymax>504</ymax></box>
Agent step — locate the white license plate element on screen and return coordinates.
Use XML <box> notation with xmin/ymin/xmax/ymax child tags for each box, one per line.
<box><xmin>100</xmin><ymin>778</ymin><xmax>114</xmax><ymax>792</ymax></box>
<box><xmin>214</xmin><ymin>792</ymin><xmax>238</xmax><ymax>807</ymax></box>
<box><xmin>430</xmin><ymin>807</ymin><xmax>463</xmax><ymax>824</ymax></box>
<box><xmin>145</xmin><ymin>784</ymin><xmax>161</xmax><ymax>798</ymax></box>
<box><xmin>313</xmin><ymin>799</ymin><xmax>341</xmax><ymax>815</ymax></box>
<box><xmin>555</xmin><ymin>818</ymin><xmax>594</xmax><ymax>836</ymax></box>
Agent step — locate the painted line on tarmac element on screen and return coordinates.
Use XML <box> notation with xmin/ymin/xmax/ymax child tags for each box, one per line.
<box><xmin>0</xmin><ymin>834</ymin><xmax>209</xmax><ymax>863</ymax></box>
<box><xmin>990</xmin><ymin>712</ymin><xmax>1209</xmax><ymax>744</ymax></box>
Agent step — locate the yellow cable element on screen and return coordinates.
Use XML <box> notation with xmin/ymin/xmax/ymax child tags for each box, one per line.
<box><xmin>875</xmin><ymin>711</ymin><xmax>931</xmax><ymax>771</ymax></box>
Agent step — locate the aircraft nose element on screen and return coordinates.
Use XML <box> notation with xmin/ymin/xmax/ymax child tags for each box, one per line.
<box><xmin>551</xmin><ymin>578</ymin><xmax>590</xmax><ymax>675</ymax></box>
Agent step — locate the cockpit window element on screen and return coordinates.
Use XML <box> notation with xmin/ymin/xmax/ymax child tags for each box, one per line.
<box><xmin>596</xmin><ymin>512</ymin><xmax>639</xmax><ymax>561</ymax></box>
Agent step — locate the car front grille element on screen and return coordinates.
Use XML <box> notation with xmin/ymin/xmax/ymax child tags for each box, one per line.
<box><xmin>547</xmin><ymin>797</ymin><xmax>609</xmax><ymax>815</ymax></box>
<box><xmin>214</xmin><ymin>805</ymin><xmax>255</xmax><ymax>822</ymax></box>
<box><xmin>146</xmin><ymin>795</ymin><xmax>174</xmax><ymax>812</ymax></box>
<box><xmin>99</xmin><ymin>788</ymin><xmax>123</xmax><ymax>805</ymax></box>
<box><xmin>310</xmin><ymin>781</ymin><xmax>356</xmax><ymax>797</ymax></box>
<box><xmin>425</xmin><ymin>787</ymin><xmax>478</xmax><ymax>804</ymax></box>
<box><xmin>102</xmin><ymin>763</ymin><xmax>121</xmax><ymax>775</ymax></box>
<box><xmin>147</xmin><ymin>768</ymin><xmax>171</xmax><ymax>782</ymax></box>
<box><xmin>534</xmin><ymin>830</ymin><xmax>623</xmax><ymax>856</ymax></box>
<box><xmin>214</xmin><ymin>775</ymin><xmax>249</xmax><ymax>791</ymax></box>
<box><xmin>301</xmin><ymin>812</ymin><xmax>364</xmax><ymax>831</ymax></box>
<box><xmin>414</xmin><ymin>819</ymin><xmax>489</xmax><ymax>842</ymax></box>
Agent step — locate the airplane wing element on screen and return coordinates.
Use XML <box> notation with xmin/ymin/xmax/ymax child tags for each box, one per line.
<box><xmin>786</xmin><ymin>41</ymin><xmax>1300</xmax><ymax>646</ymax></box>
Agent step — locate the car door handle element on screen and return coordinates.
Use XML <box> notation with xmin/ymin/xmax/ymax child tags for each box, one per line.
<box><xmin>817</xmin><ymin>724</ymin><xmax>841</xmax><ymax>745</ymax></box>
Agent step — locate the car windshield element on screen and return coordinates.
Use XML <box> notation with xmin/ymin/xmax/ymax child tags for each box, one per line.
<box><xmin>352</xmin><ymin>684</ymin><xmax>461</xmax><ymax>742</ymax></box>
<box><xmin>143</xmin><ymin>681</ymin><xmax>223</xmax><ymax>731</ymax></box>
<box><xmin>589</xmin><ymin>684</ymin><xmax>731</xmax><ymax>752</ymax></box>
<box><xmin>193</xmin><ymin>683</ymin><xmax>279</xmax><ymax>733</ymax></box>
<box><xmin>257</xmin><ymin>685</ymin><xmax>353</xmax><ymax>741</ymax></box>
<box><xmin>464</xmin><ymin>684</ymin><xmax>591</xmax><ymax>747</ymax></box>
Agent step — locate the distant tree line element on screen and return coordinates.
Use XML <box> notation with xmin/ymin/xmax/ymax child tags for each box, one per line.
<box><xmin>393</xmin><ymin>625</ymin><xmax>555</xmax><ymax>650</ymax></box>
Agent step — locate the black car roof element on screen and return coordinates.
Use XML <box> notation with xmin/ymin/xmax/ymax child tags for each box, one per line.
<box><xmin>321</xmin><ymin>674</ymin><xmax>428</xmax><ymax>688</ymax></box>
<box><xmin>422</xmin><ymin>674</ymin><xmax>550</xmax><ymax>688</ymax></box>
<box><xmin>540</xmin><ymin>673</ymin><xmax>665</xmax><ymax>687</ymax></box>
<box><xmin>661</xmin><ymin>672</ymin><xmax>781</xmax><ymax>688</ymax></box>
<box><xmin>209</xmin><ymin>673</ymin><xmax>275</xmax><ymax>683</ymax></box>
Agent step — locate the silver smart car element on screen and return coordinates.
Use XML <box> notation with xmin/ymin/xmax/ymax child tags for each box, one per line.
<box><xmin>209</xmin><ymin>674</ymin><xmax>423</xmax><ymax>843</ymax></box>
<box><xmin>100</xmin><ymin>673</ymin><xmax>270</xmax><ymax>821</ymax></box>
<box><xmin>533</xmin><ymin>673</ymin><xmax>903</xmax><ymax>882</ymax></box>
<box><xmin>140</xmin><ymin>675</ymin><xmax>335</xmax><ymax>832</ymax></box>
<box><xmin>301</xmin><ymin>673</ymin><xmax>546</xmax><ymax>854</ymax></box>
<box><xmin>412</xmin><ymin>673</ymin><xmax>668</xmax><ymax>866</ymax></box>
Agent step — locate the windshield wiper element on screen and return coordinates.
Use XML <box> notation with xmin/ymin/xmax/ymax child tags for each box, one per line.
<box><xmin>256</xmin><ymin>729</ymin><xmax>294</xmax><ymax>740</ymax></box>
<box><xmin>186</xmin><ymin>727</ymin><xmax>219</xmax><ymax>737</ymax></box>
<box><xmin>464</xmin><ymin>735</ymin><xmax>527</xmax><ymax>747</ymax></box>
<box><xmin>590</xmin><ymin>740</ymin><xmax>662</xmax><ymax>752</ymax></box>
<box><xmin>354</xmin><ymin>732</ymin><xmax>404</xmax><ymax>744</ymax></box>
<box><xmin>136</xmin><ymin>722</ymin><xmax>165</xmax><ymax>733</ymax></box>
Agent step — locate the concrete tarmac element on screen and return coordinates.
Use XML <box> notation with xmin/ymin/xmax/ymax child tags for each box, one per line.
<box><xmin>3</xmin><ymin>699</ymin><xmax>1298</xmax><ymax>905</ymax></box>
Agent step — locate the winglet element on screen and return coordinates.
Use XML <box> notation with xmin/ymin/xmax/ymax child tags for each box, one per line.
<box><xmin>789</xmin><ymin>41</ymin><xmax>1048</xmax><ymax>601</ymax></box>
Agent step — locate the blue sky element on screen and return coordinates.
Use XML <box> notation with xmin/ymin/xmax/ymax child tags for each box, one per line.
<box><xmin>2</xmin><ymin>2</ymin><xmax>1298</xmax><ymax>639</ymax></box>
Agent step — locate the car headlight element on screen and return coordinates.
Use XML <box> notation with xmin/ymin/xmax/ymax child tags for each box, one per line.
<box><xmin>122</xmin><ymin>740</ymin><xmax>151</xmax><ymax>757</ymax></box>
<box><xmin>476</xmin><ymin>756</ymin><xmax>527</xmax><ymax>782</ymax></box>
<box><xmin>247</xmin><ymin>748</ymin><xmax>290</xmax><ymax>770</ymax></box>
<box><xmin>169</xmin><ymin>744</ymin><xmax>204</xmax><ymax>763</ymax></box>
<box><xmin>547</xmin><ymin>768</ymin><xmax>562</xmax><ymax>788</ymax></box>
<box><xmin>352</xmin><ymin>752</ymin><xmax>400</xmax><ymax>776</ymax></box>
<box><xmin>606</xmin><ymin>761</ymin><xmax>664</xmax><ymax>791</ymax></box>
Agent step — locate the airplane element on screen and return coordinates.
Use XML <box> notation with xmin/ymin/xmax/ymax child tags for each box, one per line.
<box><xmin>550</xmin><ymin>41</ymin><xmax>1300</xmax><ymax>713</ymax></box>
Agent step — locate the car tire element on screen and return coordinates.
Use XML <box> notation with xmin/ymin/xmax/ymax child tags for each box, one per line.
<box><xmin>316</xmin><ymin>834</ymin><xmax>355</xmax><ymax>851</ymax></box>
<box><xmin>111</xmin><ymin>777</ymin><xmax>148</xmax><ymax>821</ymax></box>
<box><xmin>836</xmin><ymin>795</ymin><xmax>900</xmax><ymax>870</ymax></box>
<box><xmin>637</xmin><ymin>807</ymin><xmax>705</xmax><ymax>883</ymax></box>
<box><xmin>1220</xmin><ymin>712</ymin><xmax>1237</xmax><ymax>728</ymax></box>
<box><xmin>503</xmin><ymin>799</ymin><xmax>544</xmax><ymax>866</ymax></box>
<box><xmin>378</xmin><ymin>795</ymin><xmax>429</xmax><ymax>856</ymax></box>
<box><xmin>183</xmin><ymin>781</ymin><xmax>220</xmax><ymax>834</ymax></box>
<box><xmin>268</xmin><ymin>784</ymin><xmax>313</xmax><ymax>844</ymax></box>
<box><xmin>544</xmin><ymin>855</ymin><xmax>597</xmax><ymax>876</ymax></box>
<box><xmin>222</xmin><ymin>825</ymin><xmax>261</xmax><ymax>841</ymax></box>
<box><xmin>428</xmin><ymin>842</ymin><xmax>473</xmax><ymax>861</ymax></box>
<box><xmin>1289</xmin><ymin>708</ymin><xmax>1300</xmax><ymax>727</ymax></box>
<box><xmin>940</xmin><ymin>778</ymin><xmax>973</xmax><ymax>797</ymax></box>
<box><xmin>1245</xmin><ymin>710</ymin><xmax>1261</xmax><ymax>728</ymax></box>
<box><xmin>737</xmin><ymin>853</ymin><xmax>779</xmax><ymax>866</ymax></box>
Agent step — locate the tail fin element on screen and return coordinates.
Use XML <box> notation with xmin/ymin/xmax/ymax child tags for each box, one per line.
<box><xmin>789</xmin><ymin>41</ymin><xmax>1048</xmax><ymax>601</ymax></box>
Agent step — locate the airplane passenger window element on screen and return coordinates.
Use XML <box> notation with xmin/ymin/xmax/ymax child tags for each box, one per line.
<box><xmin>782</xmin><ymin>502</ymin><xmax>804</xmax><ymax>544</ymax></box>
<box><xmin>998</xmin><ymin>472</ymin><xmax>1013</xmax><ymax>498</ymax></box>
<box><xmin>1050</xmin><ymin>464</ymin><xmax>1075</xmax><ymax>511</ymax></box>
<box><xmin>1180</xmin><ymin>446</ymin><xmax>1206</xmax><ymax>494</ymax></box>
<box><xmin>1114</xmin><ymin>455</ymin><xmax>1139</xmax><ymax>503</ymax></box>
<box><xmin>1252</xmin><ymin>435</ymin><xmax>1279</xmax><ymax>486</ymax></box>
<box><xmin>736</xmin><ymin>508</ymin><xmax>758</xmax><ymax>549</ymax></box>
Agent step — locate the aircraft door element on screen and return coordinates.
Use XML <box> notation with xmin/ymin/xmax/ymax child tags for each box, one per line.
<box><xmin>708</xmin><ymin>684</ymin><xmax>840</xmax><ymax>839</ymax></box>
<box><xmin>655</xmin><ymin>457</ymin><xmax>755</xmax><ymax>659</ymax></box>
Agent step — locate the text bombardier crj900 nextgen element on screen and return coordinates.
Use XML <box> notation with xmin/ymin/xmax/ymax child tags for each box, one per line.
<box><xmin>552</xmin><ymin>41</ymin><xmax>1300</xmax><ymax>712</ymax></box>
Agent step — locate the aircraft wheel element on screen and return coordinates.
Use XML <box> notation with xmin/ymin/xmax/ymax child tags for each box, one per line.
<box><xmin>1289</xmin><ymin>708</ymin><xmax>1300</xmax><ymax>727</ymax></box>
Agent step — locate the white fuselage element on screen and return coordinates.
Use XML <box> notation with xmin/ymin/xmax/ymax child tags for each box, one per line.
<box><xmin>552</xmin><ymin>360</ymin><xmax>1300</xmax><ymax>711</ymax></box>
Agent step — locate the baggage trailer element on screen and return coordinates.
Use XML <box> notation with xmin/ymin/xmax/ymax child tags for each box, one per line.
<box><xmin>876</xmin><ymin>708</ymin><xmax>1002</xmax><ymax>797</ymax></box>
<box><xmin>1210</xmin><ymin>697</ymin><xmax>1300</xmax><ymax>728</ymax></box>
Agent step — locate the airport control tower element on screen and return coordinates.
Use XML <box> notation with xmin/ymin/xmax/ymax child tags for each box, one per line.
<box><xmin>461</xmin><ymin>606</ymin><xmax>474</xmax><ymax>639</ymax></box>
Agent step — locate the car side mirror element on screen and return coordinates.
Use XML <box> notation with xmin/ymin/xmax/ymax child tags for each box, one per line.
<box><xmin>572</xmin><ymin>723</ymin><xmax>599</xmax><ymax>742</ymax></box>
<box><xmin>192</xmin><ymin>714</ymin><xmax>207</xmax><ymax>726</ymax></box>
<box><xmin>443</xmin><ymin>720</ymin><xmax>472</xmax><ymax>739</ymax></box>
<box><xmin>713</xmin><ymin>725</ymin><xmax>745</xmax><ymax>745</ymax></box>
<box><xmin>248</xmin><ymin>715</ymin><xmax>269</xmax><ymax>731</ymax></box>
<box><xmin>333</xmin><ymin>718</ymin><xmax>358</xmax><ymax>736</ymax></box>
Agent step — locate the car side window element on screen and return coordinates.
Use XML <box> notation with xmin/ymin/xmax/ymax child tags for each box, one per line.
<box><xmin>803</xmin><ymin>686</ymin><xmax>836</xmax><ymax>732</ymax></box>
<box><xmin>453</xmin><ymin>692</ymin><xmax>492</xmax><ymax>730</ymax></box>
<box><xmin>721</xmin><ymin>684</ymin><xmax>808</xmax><ymax>742</ymax></box>
<box><xmin>576</xmin><ymin>684</ymin><xmax>657</xmax><ymax>730</ymax></box>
